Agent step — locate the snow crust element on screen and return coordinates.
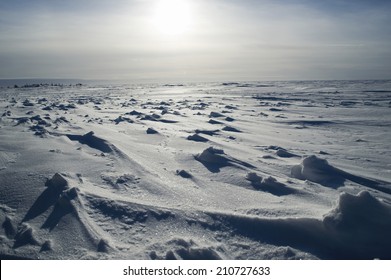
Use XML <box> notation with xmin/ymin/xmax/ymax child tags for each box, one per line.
<box><xmin>1</xmin><ymin>80</ymin><xmax>391</xmax><ymax>259</ymax></box>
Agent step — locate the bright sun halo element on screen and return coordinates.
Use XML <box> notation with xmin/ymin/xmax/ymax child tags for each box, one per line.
<box><xmin>152</xmin><ymin>0</ymin><xmax>193</xmax><ymax>36</ymax></box>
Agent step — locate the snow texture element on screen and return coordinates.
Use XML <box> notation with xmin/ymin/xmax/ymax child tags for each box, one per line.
<box><xmin>1</xmin><ymin>80</ymin><xmax>391</xmax><ymax>259</ymax></box>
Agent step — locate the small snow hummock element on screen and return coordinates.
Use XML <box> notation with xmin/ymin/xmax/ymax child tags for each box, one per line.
<box><xmin>291</xmin><ymin>155</ymin><xmax>340</xmax><ymax>184</ymax></box>
<box><xmin>246</xmin><ymin>172</ymin><xmax>293</xmax><ymax>196</ymax></box>
<box><xmin>45</xmin><ymin>173</ymin><xmax>69</xmax><ymax>191</ymax></box>
<box><xmin>176</xmin><ymin>169</ymin><xmax>193</xmax><ymax>179</ymax></box>
<box><xmin>323</xmin><ymin>191</ymin><xmax>391</xmax><ymax>231</ymax></box>
<box><xmin>187</xmin><ymin>133</ymin><xmax>208</xmax><ymax>142</ymax></box>
<box><xmin>246</xmin><ymin>172</ymin><xmax>262</xmax><ymax>184</ymax></box>
<box><xmin>196</xmin><ymin>147</ymin><xmax>227</xmax><ymax>165</ymax></box>
<box><xmin>322</xmin><ymin>191</ymin><xmax>391</xmax><ymax>259</ymax></box>
<box><xmin>276</xmin><ymin>148</ymin><xmax>298</xmax><ymax>158</ymax></box>
<box><xmin>209</xmin><ymin>111</ymin><xmax>225</xmax><ymax>118</ymax></box>
<box><xmin>146</xmin><ymin>127</ymin><xmax>158</xmax><ymax>134</ymax></box>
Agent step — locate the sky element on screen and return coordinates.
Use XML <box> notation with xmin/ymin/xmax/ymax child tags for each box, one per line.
<box><xmin>0</xmin><ymin>0</ymin><xmax>391</xmax><ymax>82</ymax></box>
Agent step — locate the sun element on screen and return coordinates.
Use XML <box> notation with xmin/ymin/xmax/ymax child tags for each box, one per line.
<box><xmin>152</xmin><ymin>0</ymin><xmax>193</xmax><ymax>36</ymax></box>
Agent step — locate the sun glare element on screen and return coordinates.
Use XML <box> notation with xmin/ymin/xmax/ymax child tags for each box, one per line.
<box><xmin>152</xmin><ymin>0</ymin><xmax>193</xmax><ymax>36</ymax></box>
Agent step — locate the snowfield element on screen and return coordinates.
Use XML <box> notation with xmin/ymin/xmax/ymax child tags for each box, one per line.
<box><xmin>1</xmin><ymin>80</ymin><xmax>390</xmax><ymax>260</ymax></box>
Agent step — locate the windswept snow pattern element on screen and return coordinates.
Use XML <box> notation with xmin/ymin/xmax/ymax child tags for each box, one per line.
<box><xmin>1</xmin><ymin>80</ymin><xmax>391</xmax><ymax>259</ymax></box>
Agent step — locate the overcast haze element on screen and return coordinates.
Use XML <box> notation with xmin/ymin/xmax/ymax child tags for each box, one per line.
<box><xmin>1</xmin><ymin>0</ymin><xmax>390</xmax><ymax>82</ymax></box>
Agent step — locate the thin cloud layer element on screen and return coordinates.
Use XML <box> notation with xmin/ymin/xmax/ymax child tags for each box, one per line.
<box><xmin>0</xmin><ymin>0</ymin><xmax>390</xmax><ymax>81</ymax></box>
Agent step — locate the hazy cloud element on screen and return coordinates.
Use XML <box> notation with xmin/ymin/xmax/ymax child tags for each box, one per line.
<box><xmin>0</xmin><ymin>0</ymin><xmax>390</xmax><ymax>81</ymax></box>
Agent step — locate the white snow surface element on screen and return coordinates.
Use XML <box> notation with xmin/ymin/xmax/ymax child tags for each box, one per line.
<box><xmin>1</xmin><ymin>80</ymin><xmax>391</xmax><ymax>260</ymax></box>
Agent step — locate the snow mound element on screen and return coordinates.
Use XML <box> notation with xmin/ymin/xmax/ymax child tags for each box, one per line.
<box><xmin>45</xmin><ymin>173</ymin><xmax>69</xmax><ymax>192</ymax></box>
<box><xmin>196</xmin><ymin>147</ymin><xmax>255</xmax><ymax>173</ymax></box>
<box><xmin>40</xmin><ymin>240</ymin><xmax>53</xmax><ymax>252</ymax></box>
<box><xmin>23</xmin><ymin>173</ymin><xmax>70</xmax><ymax>222</ymax></box>
<box><xmin>291</xmin><ymin>156</ymin><xmax>390</xmax><ymax>192</ymax></box>
<box><xmin>113</xmin><ymin>116</ymin><xmax>133</xmax><ymax>124</ymax></box>
<box><xmin>323</xmin><ymin>191</ymin><xmax>391</xmax><ymax>231</ymax></box>
<box><xmin>187</xmin><ymin>133</ymin><xmax>208</xmax><ymax>142</ymax></box>
<box><xmin>101</xmin><ymin>173</ymin><xmax>140</xmax><ymax>189</ymax></box>
<box><xmin>262</xmin><ymin>176</ymin><xmax>286</xmax><ymax>189</ymax></box>
<box><xmin>174</xmin><ymin>247</ymin><xmax>222</xmax><ymax>260</ymax></box>
<box><xmin>57</xmin><ymin>187</ymin><xmax>79</xmax><ymax>207</ymax></box>
<box><xmin>66</xmin><ymin>131</ymin><xmax>115</xmax><ymax>153</ymax></box>
<box><xmin>246</xmin><ymin>172</ymin><xmax>262</xmax><ymax>183</ymax></box>
<box><xmin>291</xmin><ymin>155</ymin><xmax>343</xmax><ymax>186</ymax></box>
<box><xmin>246</xmin><ymin>173</ymin><xmax>294</xmax><ymax>196</ymax></box>
<box><xmin>276</xmin><ymin>148</ymin><xmax>298</xmax><ymax>158</ymax></box>
<box><xmin>196</xmin><ymin>147</ymin><xmax>228</xmax><ymax>165</ymax></box>
<box><xmin>152</xmin><ymin>239</ymin><xmax>222</xmax><ymax>260</ymax></box>
<box><xmin>209</xmin><ymin>111</ymin><xmax>225</xmax><ymax>118</ymax></box>
<box><xmin>222</xmin><ymin>126</ymin><xmax>241</xmax><ymax>132</ymax></box>
<box><xmin>126</xmin><ymin>110</ymin><xmax>142</xmax><ymax>116</ymax></box>
<box><xmin>321</xmin><ymin>191</ymin><xmax>391</xmax><ymax>259</ymax></box>
<box><xmin>146</xmin><ymin>127</ymin><xmax>158</xmax><ymax>134</ymax></box>
<box><xmin>208</xmin><ymin>191</ymin><xmax>391</xmax><ymax>259</ymax></box>
<box><xmin>97</xmin><ymin>239</ymin><xmax>113</xmax><ymax>253</ymax></box>
<box><xmin>23</xmin><ymin>173</ymin><xmax>81</xmax><ymax>231</ymax></box>
<box><xmin>13</xmin><ymin>223</ymin><xmax>40</xmax><ymax>248</ymax></box>
<box><xmin>3</xmin><ymin>216</ymin><xmax>17</xmax><ymax>239</ymax></box>
<box><xmin>176</xmin><ymin>169</ymin><xmax>193</xmax><ymax>179</ymax></box>
<box><xmin>42</xmin><ymin>187</ymin><xmax>80</xmax><ymax>230</ymax></box>
<box><xmin>208</xmin><ymin>119</ymin><xmax>223</xmax><ymax>125</ymax></box>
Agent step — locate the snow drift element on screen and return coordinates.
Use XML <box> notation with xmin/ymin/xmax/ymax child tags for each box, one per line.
<box><xmin>1</xmin><ymin>80</ymin><xmax>391</xmax><ymax>259</ymax></box>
